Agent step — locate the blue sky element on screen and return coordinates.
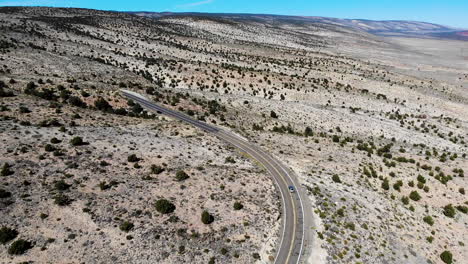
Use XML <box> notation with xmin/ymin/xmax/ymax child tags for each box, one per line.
<box><xmin>1</xmin><ymin>0</ymin><xmax>467</xmax><ymax>28</ymax></box>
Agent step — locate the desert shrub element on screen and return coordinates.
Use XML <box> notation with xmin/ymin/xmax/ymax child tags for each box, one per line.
<box><xmin>225</xmin><ymin>156</ymin><xmax>236</xmax><ymax>163</ymax></box>
<box><xmin>155</xmin><ymin>199</ymin><xmax>176</xmax><ymax>214</ymax></box>
<box><xmin>68</xmin><ymin>96</ymin><xmax>87</xmax><ymax>108</ymax></box>
<box><xmin>0</xmin><ymin>226</ymin><xmax>18</xmax><ymax>244</ymax></box>
<box><xmin>440</xmin><ymin>251</ymin><xmax>453</xmax><ymax>264</ymax></box>
<box><xmin>50</xmin><ymin>137</ymin><xmax>61</xmax><ymax>144</ymax></box>
<box><xmin>119</xmin><ymin>221</ymin><xmax>134</xmax><ymax>232</ymax></box>
<box><xmin>208</xmin><ymin>257</ymin><xmax>215</xmax><ymax>264</ymax></box>
<box><xmin>332</xmin><ymin>174</ymin><xmax>341</xmax><ymax>183</ymax></box>
<box><xmin>417</xmin><ymin>175</ymin><xmax>426</xmax><ymax>184</ymax></box>
<box><xmin>1</xmin><ymin>163</ymin><xmax>14</xmax><ymax>176</ymax></box>
<box><xmin>8</xmin><ymin>239</ymin><xmax>32</xmax><ymax>255</ymax></box>
<box><xmin>70</xmin><ymin>137</ymin><xmax>86</xmax><ymax>146</ymax></box>
<box><xmin>332</xmin><ymin>135</ymin><xmax>340</xmax><ymax>143</ymax></box>
<box><xmin>409</xmin><ymin>191</ymin><xmax>421</xmax><ymax>201</ymax></box>
<box><xmin>459</xmin><ymin>188</ymin><xmax>465</xmax><ymax>195</ymax></box>
<box><xmin>150</xmin><ymin>165</ymin><xmax>164</xmax><ymax>174</ymax></box>
<box><xmin>381</xmin><ymin>178</ymin><xmax>390</xmax><ymax>190</ymax></box>
<box><xmin>443</xmin><ymin>204</ymin><xmax>456</xmax><ymax>218</ymax></box>
<box><xmin>24</xmin><ymin>82</ymin><xmax>36</xmax><ymax>94</ymax></box>
<box><xmin>252</xmin><ymin>253</ymin><xmax>261</xmax><ymax>260</ymax></box>
<box><xmin>54</xmin><ymin>194</ymin><xmax>71</xmax><ymax>206</ymax></box>
<box><xmin>18</xmin><ymin>106</ymin><xmax>30</xmax><ymax>113</ymax></box>
<box><xmin>175</xmin><ymin>170</ymin><xmax>190</xmax><ymax>182</ymax></box>
<box><xmin>94</xmin><ymin>97</ymin><xmax>113</xmax><ymax>112</ymax></box>
<box><xmin>44</xmin><ymin>144</ymin><xmax>56</xmax><ymax>152</ymax></box>
<box><xmin>270</xmin><ymin>110</ymin><xmax>278</xmax><ymax>118</ymax></box>
<box><xmin>127</xmin><ymin>154</ymin><xmax>140</xmax><ymax>163</ymax></box>
<box><xmin>54</xmin><ymin>180</ymin><xmax>71</xmax><ymax>191</ymax></box>
<box><xmin>0</xmin><ymin>86</ymin><xmax>14</xmax><ymax>97</ymax></box>
<box><xmin>114</xmin><ymin>108</ymin><xmax>128</xmax><ymax>115</ymax></box>
<box><xmin>0</xmin><ymin>188</ymin><xmax>12</xmax><ymax>198</ymax></box>
<box><xmin>201</xmin><ymin>210</ymin><xmax>214</xmax><ymax>224</ymax></box>
<box><xmin>423</xmin><ymin>216</ymin><xmax>434</xmax><ymax>226</ymax></box>
<box><xmin>393</xmin><ymin>180</ymin><xmax>403</xmax><ymax>191</ymax></box>
<box><xmin>233</xmin><ymin>202</ymin><xmax>244</xmax><ymax>210</ymax></box>
<box><xmin>456</xmin><ymin>205</ymin><xmax>467</xmax><ymax>214</ymax></box>
<box><xmin>304</xmin><ymin>127</ymin><xmax>313</xmax><ymax>137</ymax></box>
<box><xmin>401</xmin><ymin>196</ymin><xmax>409</xmax><ymax>205</ymax></box>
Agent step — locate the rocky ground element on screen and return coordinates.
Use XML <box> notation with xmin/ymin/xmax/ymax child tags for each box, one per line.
<box><xmin>0</xmin><ymin>6</ymin><xmax>467</xmax><ymax>264</ymax></box>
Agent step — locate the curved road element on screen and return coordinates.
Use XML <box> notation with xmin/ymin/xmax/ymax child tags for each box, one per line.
<box><xmin>121</xmin><ymin>90</ymin><xmax>313</xmax><ymax>263</ymax></box>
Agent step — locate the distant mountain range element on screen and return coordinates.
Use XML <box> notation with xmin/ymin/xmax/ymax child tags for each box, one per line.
<box><xmin>129</xmin><ymin>12</ymin><xmax>468</xmax><ymax>41</ymax></box>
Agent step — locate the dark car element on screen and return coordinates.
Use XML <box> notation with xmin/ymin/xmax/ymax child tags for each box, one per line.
<box><xmin>288</xmin><ymin>186</ymin><xmax>295</xmax><ymax>193</ymax></box>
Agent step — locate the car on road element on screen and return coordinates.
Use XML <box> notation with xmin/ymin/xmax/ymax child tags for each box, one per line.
<box><xmin>288</xmin><ymin>185</ymin><xmax>295</xmax><ymax>193</ymax></box>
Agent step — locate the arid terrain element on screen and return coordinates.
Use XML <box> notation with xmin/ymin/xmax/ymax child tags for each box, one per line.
<box><xmin>0</xmin><ymin>7</ymin><xmax>467</xmax><ymax>264</ymax></box>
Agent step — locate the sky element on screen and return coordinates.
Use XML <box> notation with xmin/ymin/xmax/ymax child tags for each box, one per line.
<box><xmin>1</xmin><ymin>0</ymin><xmax>467</xmax><ymax>28</ymax></box>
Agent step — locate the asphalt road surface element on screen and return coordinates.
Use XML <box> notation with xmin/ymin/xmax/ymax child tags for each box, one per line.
<box><xmin>121</xmin><ymin>90</ymin><xmax>313</xmax><ymax>264</ymax></box>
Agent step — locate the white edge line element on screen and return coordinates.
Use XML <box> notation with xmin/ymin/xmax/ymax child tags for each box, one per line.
<box><xmin>278</xmin><ymin>165</ymin><xmax>305</xmax><ymax>264</ymax></box>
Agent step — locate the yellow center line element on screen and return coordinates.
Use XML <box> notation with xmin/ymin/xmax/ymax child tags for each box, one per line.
<box><xmin>218</xmin><ymin>132</ymin><xmax>298</xmax><ymax>263</ymax></box>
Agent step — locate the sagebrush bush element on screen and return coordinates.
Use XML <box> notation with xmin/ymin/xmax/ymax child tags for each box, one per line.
<box><xmin>70</xmin><ymin>136</ymin><xmax>86</xmax><ymax>146</ymax></box>
<box><xmin>0</xmin><ymin>226</ymin><xmax>18</xmax><ymax>244</ymax></box>
<box><xmin>233</xmin><ymin>202</ymin><xmax>244</xmax><ymax>210</ymax></box>
<box><xmin>440</xmin><ymin>250</ymin><xmax>453</xmax><ymax>264</ymax></box>
<box><xmin>201</xmin><ymin>210</ymin><xmax>214</xmax><ymax>224</ymax></box>
<box><xmin>175</xmin><ymin>170</ymin><xmax>190</xmax><ymax>181</ymax></box>
<box><xmin>409</xmin><ymin>191</ymin><xmax>421</xmax><ymax>201</ymax></box>
<box><xmin>155</xmin><ymin>199</ymin><xmax>176</xmax><ymax>214</ymax></box>
<box><xmin>119</xmin><ymin>221</ymin><xmax>134</xmax><ymax>232</ymax></box>
<box><xmin>8</xmin><ymin>239</ymin><xmax>32</xmax><ymax>255</ymax></box>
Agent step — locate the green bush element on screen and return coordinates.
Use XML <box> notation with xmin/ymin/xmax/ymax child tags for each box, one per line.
<box><xmin>127</xmin><ymin>154</ymin><xmax>140</xmax><ymax>163</ymax></box>
<box><xmin>94</xmin><ymin>97</ymin><xmax>113</xmax><ymax>112</ymax></box>
<box><xmin>68</xmin><ymin>96</ymin><xmax>87</xmax><ymax>108</ymax></box>
<box><xmin>119</xmin><ymin>221</ymin><xmax>134</xmax><ymax>232</ymax></box>
<box><xmin>201</xmin><ymin>210</ymin><xmax>214</xmax><ymax>224</ymax></box>
<box><xmin>332</xmin><ymin>135</ymin><xmax>340</xmax><ymax>143</ymax></box>
<box><xmin>54</xmin><ymin>180</ymin><xmax>71</xmax><ymax>191</ymax></box>
<box><xmin>155</xmin><ymin>199</ymin><xmax>176</xmax><ymax>214</ymax></box>
<box><xmin>233</xmin><ymin>202</ymin><xmax>244</xmax><ymax>210</ymax></box>
<box><xmin>409</xmin><ymin>191</ymin><xmax>421</xmax><ymax>201</ymax></box>
<box><xmin>50</xmin><ymin>137</ymin><xmax>61</xmax><ymax>144</ymax></box>
<box><xmin>443</xmin><ymin>204</ymin><xmax>456</xmax><ymax>218</ymax></box>
<box><xmin>0</xmin><ymin>188</ymin><xmax>12</xmax><ymax>198</ymax></box>
<box><xmin>150</xmin><ymin>165</ymin><xmax>164</xmax><ymax>175</ymax></box>
<box><xmin>332</xmin><ymin>174</ymin><xmax>341</xmax><ymax>183</ymax></box>
<box><xmin>0</xmin><ymin>227</ymin><xmax>18</xmax><ymax>244</ymax></box>
<box><xmin>70</xmin><ymin>136</ymin><xmax>86</xmax><ymax>146</ymax></box>
<box><xmin>304</xmin><ymin>127</ymin><xmax>313</xmax><ymax>137</ymax></box>
<box><xmin>270</xmin><ymin>111</ymin><xmax>278</xmax><ymax>118</ymax></box>
<box><xmin>1</xmin><ymin>163</ymin><xmax>14</xmax><ymax>176</ymax></box>
<box><xmin>423</xmin><ymin>216</ymin><xmax>434</xmax><ymax>226</ymax></box>
<box><xmin>456</xmin><ymin>205</ymin><xmax>468</xmax><ymax>214</ymax></box>
<box><xmin>8</xmin><ymin>239</ymin><xmax>32</xmax><ymax>255</ymax></box>
<box><xmin>401</xmin><ymin>196</ymin><xmax>409</xmax><ymax>205</ymax></box>
<box><xmin>381</xmin><ymin>179</ymin><xmax>389</xmax><ymax>190</ymax></box>
<box><xmin>440</xmin><ymin>250</ymin><xmax>453</xmax><ymax>264</ymax></box>
<box><xmin>175</xmin><ymin>170</ymin><xmax>190</xmax><ymax>182</ymax></box>
<box><xmin>54</xmin><ymin>194</ymin><xmax>72</xmax><ymax>206</ymax></box>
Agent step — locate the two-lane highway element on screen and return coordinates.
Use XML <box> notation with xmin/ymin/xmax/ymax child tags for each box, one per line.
<box><xmin>121</xmin><ymin>90</ymin><xmax>312</xmax><ymax>263</ymax></box>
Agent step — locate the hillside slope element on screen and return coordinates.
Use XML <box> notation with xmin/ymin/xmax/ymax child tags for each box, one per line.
<box><xmin>0</xmin><ymin>6</ymin><xmax>467</xmax><ymax>264</ymax></box>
